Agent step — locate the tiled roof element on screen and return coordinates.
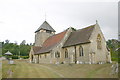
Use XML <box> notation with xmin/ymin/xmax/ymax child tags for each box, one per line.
<box><xmin>32</xmin><ymin>46</ymin><xmax>42</xmax><ymax>54</ymax></box>
<box><xmin>35</xmin><ymin>21</ymin><xmax>56</xmax><ymax>33</ymax></box>
<box><xmin>63</xmin><ymin>24</ymin><xmax>95</xmax><ymax>47</ymax></box>
<box><xmin>36</xmin><ymin>30</ymin><xmax>67</xmax><ymax>54</ymax></box>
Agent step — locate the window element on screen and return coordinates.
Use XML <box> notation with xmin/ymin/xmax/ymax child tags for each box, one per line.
<box><xmin>79</xmin><ymin>46</ymin><xmax>83</xmax><ymax>56</ymax></box>
<box><xmin>65</xmin><ymin>49</ymin><xmax>68</xmax><ymax>58</ymax></box>
<box><xmin>97</xmin><ymin>34</ymin><xmax>102</xmax><ymax>49</ymax></box>
<box><xmin>55</xmin><ymin>51</ymin><xmax>60</xmax><ymax>58</ymax></box>
<box><xmin>46</xmin><ymin>30</ymin><xmax>52</xmax><ymax>33</ymax></box>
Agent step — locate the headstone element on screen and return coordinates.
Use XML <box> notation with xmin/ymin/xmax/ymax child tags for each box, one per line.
<box><xmin>77</xmin><ymin>61</ymin><xmax>79</xmax><ymax>64</ymax></box>
<box><xmin>9</xmin><ymin>60</ymin><xmax>14</xmax><ymax>64</ymax></box>
<box><xmin>79</xmin><ymin>61</ymin><xmax>83</xmax><ymax>64</ymax></box>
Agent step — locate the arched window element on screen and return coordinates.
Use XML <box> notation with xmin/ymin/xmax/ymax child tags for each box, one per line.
<box><xmin>97</xmin><ymin>34</ymin><xmax>102</xmax><ymax>49</ymax></box>
<box><xmin>55</xmin><ymin>51</ymin><xmax>60</xmax><ymax>58</ymax></box>
<box><xmin>65</xmin><ymin>49</ymin><xmax>68</xmax><ymax>58</ymax></box>
<box><xmin>79</xmin><ymin>46</ymin><xmax>83</xmax><ymax>56</ymax></box>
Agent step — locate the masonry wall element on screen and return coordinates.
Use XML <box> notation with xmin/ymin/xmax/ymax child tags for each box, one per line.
<box><xmin>38</xmin><ymin>52</ymin><xmax>51</xmax><ymax>63</ymax></box>
<box><xmin>63</xmin><ymin>43</ymin><xmax>90</xmax><ymax>64</ymax></box>
<box><xmin>35</xmin><ymin>31</ymin><xmax>54</xmax><ymax>47</ymax></box>
<box><xmin>29</xmin><ymin>47</ymin><xmax>35</xmax><ymax>63</ymax></box>
<box><xmin>89</xmin><ymin>23</ymin><xmax>111</xmax><ymax>63</ymax></box>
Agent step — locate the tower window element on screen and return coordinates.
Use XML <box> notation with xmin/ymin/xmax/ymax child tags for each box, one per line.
<box><xmin>79</xmin><ymin>46</ymin><xmax>83</xmax><ymax>56</ymax></box>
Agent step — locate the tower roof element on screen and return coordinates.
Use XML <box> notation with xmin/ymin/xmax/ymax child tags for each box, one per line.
<box><xmin>35</xmin><ymin>21</ymin><xmax>56</xmax><ymax>33</ymax></box>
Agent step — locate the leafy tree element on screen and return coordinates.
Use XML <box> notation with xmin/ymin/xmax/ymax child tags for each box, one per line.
<box><xmin>2</xmin><ymin>40</ymin><xmax>32</xmax><ymax>58</ymax></box>
<box><xmin>5</xmin><ymin>39</ymin><xmax>10</xmax><ymax>44</ymax></box>
<box><xmin>106</xmin><ymin>39</ymin><xmax>119</xmax><ymax>62</ymax></box>
<box><xmin>20</xmin><ymin>40</ymin><xmax>26</xmax><ymax>45</ymax></box>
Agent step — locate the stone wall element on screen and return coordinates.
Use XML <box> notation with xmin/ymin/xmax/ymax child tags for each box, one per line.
<box><xmin>35</xmin><ymin>31</ymin><xmax>54</xmax><ymax>47</ymax></box>
<box><xmin>89</xmin><ymin>23</ymin><xmax>111</xmax><ymax>63</ymax></box>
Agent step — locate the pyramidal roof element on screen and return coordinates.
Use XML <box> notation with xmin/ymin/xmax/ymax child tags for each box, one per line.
<box><xmin>35</xmin><ymin>21</ymin><xmax>56</xmax><ymax>33</ymax></box>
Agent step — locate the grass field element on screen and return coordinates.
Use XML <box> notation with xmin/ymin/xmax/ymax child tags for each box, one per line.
<box><xmin>0</xmin><ymin>58</ymin><xmax>2</xmax><ymax>79</ymax></box>
<box><xmin>2</xmin><ymin>59</ymin><xmax>118</xmax><ymax>78</ymax></box>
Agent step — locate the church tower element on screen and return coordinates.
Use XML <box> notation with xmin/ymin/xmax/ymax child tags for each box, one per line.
<box><xmin>35</xmin><ymin>21</ymin><xmax>55</xmax><ymax>47</ymax></box>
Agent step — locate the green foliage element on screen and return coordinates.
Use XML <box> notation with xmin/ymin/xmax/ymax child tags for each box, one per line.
<box><xmin>20</xmin><ymin>56</ymin><xmax>29</xmax><ymax>59</ymax></box>
<box><xmin>106</xmin><ymin>39</ymin><xmax>119</xmax><ymax>62</ymax></box>
<box><xmin>2</xmin><ymin>40</ymin><xmax>32</xmax><ymax>58</ymax></box>
<box><xmin>12</xmin><ymin>55</ymin><xmax>19</xmax><ymax>59</ymax></box>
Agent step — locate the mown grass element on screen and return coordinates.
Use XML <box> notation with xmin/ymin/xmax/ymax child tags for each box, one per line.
<box><xmin>0</xmin><ymin>59</ymin><xmax>2</xmax><ymax>79</ymax></box>
<box><xmin>2</xmin><ymin>59</ymin><xmax>118</xmax><ymax>78</ymax></box>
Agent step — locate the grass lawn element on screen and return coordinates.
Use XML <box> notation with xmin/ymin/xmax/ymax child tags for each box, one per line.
<box><xmin>0</xmin><ymin>59</ymin><xmax>2</xmax><ymax>79</ymax></box>
<box><xmin>2</xmin><ymin>59</ymin><xmax>118</xmax><ymax>78</ymax></box>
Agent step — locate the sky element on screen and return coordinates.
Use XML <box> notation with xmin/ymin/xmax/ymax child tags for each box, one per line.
<box><xmin>0</xmin><ymin>0</ymin><xmax>119</xmax><ymax>44</ymax></box>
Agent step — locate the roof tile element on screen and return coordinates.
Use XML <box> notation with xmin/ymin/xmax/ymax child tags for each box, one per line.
<box><xmin>36</xmin><ymin>30</ymin><xmax>67</xmax><ymax>54</ymax></box>
<box><xmin>63</xmin><ymin>24</ymin><xmax>95</xmax><ymax>47</ymax></box>
<box><xmin>35</xmin><ymin>21</ymin><xmax>56</xmax><ymax>33</ymax></box>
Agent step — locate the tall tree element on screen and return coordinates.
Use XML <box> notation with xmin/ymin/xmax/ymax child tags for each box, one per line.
<box><xmin>5</xmin><ymin>39</ymin><xmax>10</xmax><ymax>44</ymax></box>
<box><xmin>20</xmin><ymin>40</ymin><xmax>26</xmax><ymax>45</ymax></box>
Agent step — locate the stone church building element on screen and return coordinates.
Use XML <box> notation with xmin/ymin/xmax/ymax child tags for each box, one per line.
<box><xmin>29</xmin><ymin>21</ymin><xmax>111</xmax><ymax>64</ymax></box>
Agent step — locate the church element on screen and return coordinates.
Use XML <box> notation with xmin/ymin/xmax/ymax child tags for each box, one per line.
<box><xmin>29</xmin><ymin>21</ymin><xmax>111</xmax><ymax>64</ymax></box>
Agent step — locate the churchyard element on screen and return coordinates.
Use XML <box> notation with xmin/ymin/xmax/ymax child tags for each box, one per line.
<box><xmin>2</xmin><ymin>59</ymin><xmax>118</xmax><ymax>78</ymax></box>
<box><xmin>0</xmin><ymin>57</ymin><xmax>2</xmax><ymax>79</ymax></box>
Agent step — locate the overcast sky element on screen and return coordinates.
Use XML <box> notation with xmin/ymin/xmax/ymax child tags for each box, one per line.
<box><xmin>0</xmin><ymin>0</ymin><xmax>118</xmax><ymax>44</ymax></box>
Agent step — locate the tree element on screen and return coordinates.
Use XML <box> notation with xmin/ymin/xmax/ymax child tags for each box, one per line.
<box><xmin>5</xmin><ymin>39</ymin><xmax>10</xmax><ymax>44</ymax></box>
<box><xmin>106</xmin><ymin>39</ymin><xmax>119</xmax><ymax>62</ymax></box>
<box><xmin>2</xmin><ymin>40</ymin><xmax>32</xmax><ymax>58</ymax></box>
<box><xmin>20</xmin><ymin>40</ymin><xmax>26</xmax><ymax>45</ymax></box>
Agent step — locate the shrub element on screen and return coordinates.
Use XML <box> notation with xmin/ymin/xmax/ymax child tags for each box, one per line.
<box><xmin>20</xmin><ymin>56</ymin><xmax>29</xmax><ymax>59</ymax></box>
<box><xmin>12</xmin><ymin>55</ymin><xmax>19</xmax><ymax>59</ymax></box>
<box><xmin>112</xmin><ymin>57</ymin><xmax>118</xmax><ymax>63</ymax></box>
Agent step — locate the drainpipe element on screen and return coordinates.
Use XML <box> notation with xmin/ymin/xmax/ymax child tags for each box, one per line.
<box><xmin>74</xmin><ymin>46</ymin><xmax>77</xmax><ymax>64</ymax></box>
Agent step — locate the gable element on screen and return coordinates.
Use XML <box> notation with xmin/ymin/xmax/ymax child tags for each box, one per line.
<box><xmin>63</xmin><ymin>24</ymin><xmax>95</xmax><ymax>47</ymax></box>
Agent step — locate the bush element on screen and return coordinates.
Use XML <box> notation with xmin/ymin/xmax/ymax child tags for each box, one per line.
<box><xmin>112</xmin><ymin>57</ymin><xmax>118</xmax><ymax>62</ymax></box>
<box><xmin>12</xmin><ymin>55</ymin><xmax>19</xmax><ymax>59</ymax></box>
<box><xmin>20</xmin><ymin>56</ymin><xmax>29</xmax><ymax>59</ymax></box>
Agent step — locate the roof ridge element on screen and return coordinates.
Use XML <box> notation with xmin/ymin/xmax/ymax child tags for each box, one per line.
<box><xmin>77</xmin><ymin>24</ymin><xmax>96</xmax><ymax>31</ymax></box>
<box><xmin>63</xmin><ymin>24</ymin><xmax>96</xmax><ymax>47</ymax></box>
<box><xmin>47</xmin><ymin>29</ymin><xmax>68</xmax><ymax>39</ymax></box>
